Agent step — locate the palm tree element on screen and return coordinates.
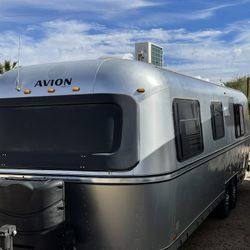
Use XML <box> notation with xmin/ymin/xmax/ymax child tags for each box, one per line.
<box><xmin>0</xmin><ymin>64</ymin><xmax>3</xmax><ymax>74</ymax></box>
<box><xmin>0</xmin><ymin>60</ymin><xmax>18</xmax><ymax>74</ymax></box>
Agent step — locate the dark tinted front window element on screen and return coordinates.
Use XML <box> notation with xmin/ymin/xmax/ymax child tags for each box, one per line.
<box><xmin>0</xmin><ymin>94</ymin><xmax>138</xmax><ymax>171</ymax></box>
<box><xmin>0</xmin><ymin>104</ymin><xmax>122</xmax><ymax>154</ymax></box>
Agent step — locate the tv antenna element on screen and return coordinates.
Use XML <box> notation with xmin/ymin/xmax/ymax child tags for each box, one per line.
<box><xmin>15</xmin><ymin>36</ymin><xmax>21</xmax><ymax>91</ymax></box>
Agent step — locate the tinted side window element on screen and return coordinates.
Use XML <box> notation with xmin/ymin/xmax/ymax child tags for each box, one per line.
<box><xmin>234</xmin><ymin>104</ymin><xmax>245</xmax><ymax>138</ymax></box>
<box><xmin>211</xmin><ymin>102</ymin><xmax>225</xmax><ymax>140</ymax></box>
<box><xmin>173</xmin><ymin>99</ymin><xmax>204</xmax><ymax>161</ymax></box>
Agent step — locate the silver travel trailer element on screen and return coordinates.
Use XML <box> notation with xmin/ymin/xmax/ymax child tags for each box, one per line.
<box><xmin>0</xmin><ymin>58</ymin><xmax>248</xmax><ymax>250</ymax></box>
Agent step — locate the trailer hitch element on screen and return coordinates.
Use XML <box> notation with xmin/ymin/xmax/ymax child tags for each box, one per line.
<box><xmin>0</xmin><ymin>225</ymin><xmax>17</xmax><ymax>250</ymax></box>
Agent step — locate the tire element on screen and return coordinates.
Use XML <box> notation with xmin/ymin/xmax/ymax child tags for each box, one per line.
<box><xmin>216</xmin><ymin>187</ymin><xmax>230</xmax><ymax>218</ymax></box>
<box><xmin>229</xmin><ymin>179</ymin><xmax>238</xmax><ymax>209</ymax></box>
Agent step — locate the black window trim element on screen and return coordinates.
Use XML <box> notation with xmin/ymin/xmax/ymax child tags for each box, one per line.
<box><xmin>0</xmin><ymin>94</ymin><xmax>139</xmax><ymax>172</ymax></box>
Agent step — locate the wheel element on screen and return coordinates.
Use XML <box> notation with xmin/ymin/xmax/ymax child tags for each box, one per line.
<box><xmin>229</xmin><ymin>179</ymin><xmax>237</xmax><ymax>209</ymax></box>
<box><xmin>216</xmin><ymin>187</ymin><xmax>230</xmax><ymax>218</ymax></box>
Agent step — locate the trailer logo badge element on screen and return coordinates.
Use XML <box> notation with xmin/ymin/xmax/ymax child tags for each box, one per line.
<box><xmin>34</xmin><ymin>78</ymin><xmax>72</xmax><ymax>87</ymax></box>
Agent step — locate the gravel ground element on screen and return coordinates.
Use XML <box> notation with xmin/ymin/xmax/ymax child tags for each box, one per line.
<box><xmin>179</xmin><ymin>171</ymin><xmax>250</xmax><ymax>250</ymax></box>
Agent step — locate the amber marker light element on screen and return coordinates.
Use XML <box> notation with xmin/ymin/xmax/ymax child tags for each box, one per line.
<box><xmin>172</xmin><ymin>234</ymin><xmax>177</xmax><ymax>241</ymax></box>
<box><xmin>136</xmin><ymin>88</ymin><xmax>145</xmax><ymax>93</ymax></box>
<box><xmin>48</xmin><ymin>88</ymin><xmax>55</xmax><ymax>93</ymax></box>
<box><xmin>24</xmin><ymin>89</ymin><xmax>31</xmax><ymax>94</ymax></box>
<box><xmin>72</xmin><ymin>87</ymin><xmax>80</xmax><ymax>92</ymax></box>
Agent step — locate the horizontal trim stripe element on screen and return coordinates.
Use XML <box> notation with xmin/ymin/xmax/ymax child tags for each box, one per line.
<box><xmin>168</xmin><ymin>135</ymin><xmax>250</xmax><ymax>175</ymax></box>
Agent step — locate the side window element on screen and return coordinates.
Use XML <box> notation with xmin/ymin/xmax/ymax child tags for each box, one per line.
<box><xmin>234</xmin><ymin>104</ymin><xmax>245</xmax><ymax>138</ymax></box>
<box><xmin>210</xmin><ymin>102</ymin><xmax>225</xmax><ymax>140</ymax></box>
<box><xmin>173</xmin><ymin>99</ymin><xmax>204</xmax><ymax>161</ymax></box>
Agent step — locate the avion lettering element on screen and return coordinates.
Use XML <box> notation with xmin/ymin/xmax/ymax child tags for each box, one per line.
<box><xmin>34</xmin><ymin>78</ymin><xmax>72</xmax><ymax>87</ymax></box>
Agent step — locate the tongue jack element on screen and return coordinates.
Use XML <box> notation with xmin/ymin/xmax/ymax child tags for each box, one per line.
<box><xmin>0</xmin><ymin>224</ymin><xmax>17</xmax><ymax>250</ymax></box>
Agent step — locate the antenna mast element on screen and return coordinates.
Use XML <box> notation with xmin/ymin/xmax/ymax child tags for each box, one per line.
<box><xmin>16</xmin><ymin>36</ymin><xmax>21</xmax><ymax>91</ymax></box>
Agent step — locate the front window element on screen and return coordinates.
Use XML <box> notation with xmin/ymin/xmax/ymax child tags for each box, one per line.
<box><xmin>0</xmin><ymin>94</ymin><xmax>138</xmax><ymax>171</ymax></box>
<box><xmin>0</xmin><ymin>104</ymin><xmax>122</xmax><ymax>154</ymax></box>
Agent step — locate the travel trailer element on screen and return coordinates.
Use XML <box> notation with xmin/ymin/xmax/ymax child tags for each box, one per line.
<box><xmin>0</xmin><ymin>58</ymin><xmax>248</xmax><ymax>250</ymax></box>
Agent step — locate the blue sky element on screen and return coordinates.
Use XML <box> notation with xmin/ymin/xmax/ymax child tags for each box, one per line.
<box><xmin>0</xmin><ymin>0</ymin><xmax>250</xmax><ymax>82</ymax></box>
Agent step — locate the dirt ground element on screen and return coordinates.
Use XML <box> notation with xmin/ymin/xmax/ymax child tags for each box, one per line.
<box><xmin>179</xmin><ymin>171</ymin><xmax>250</xmax><ymax>250</ymax></box>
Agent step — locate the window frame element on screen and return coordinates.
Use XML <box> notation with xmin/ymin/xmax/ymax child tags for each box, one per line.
<box><xmin>234</xmin><ymin>104</ymin><xmax>245</xmax><ymax>138</ymax></box>
<box><xmin>210</xmin><ymin>102</ymin><xmax>225</xmax><ymax>140</ymax></box>
<box><xmin>173</xmin><ymin>98</ymin><xmax>204</xmax><ymax>162</ymax></box>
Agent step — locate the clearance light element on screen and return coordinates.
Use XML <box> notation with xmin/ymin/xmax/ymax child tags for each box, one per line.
<box><xmin>72</xmin><ymin>87</ymin><xmax>80</xmax><ymax>92</ymax></box>
<box><xmin>48</xmin><ymin>88</ymin><xmax>55</xmax><ymax>93</ymax></box>
<box><xmin>24</xmin><ymin>89</ymin><xmax>31</xmax><ymax>94</ymax></box>
<box><xmin>136</xmin><ymin>88</ymin><xmax>145</xmax><ymax>93</ymax></box>
<box><xmin>172</xmin><ymin>234</ymin><xmax>177</xmax><ymax>241</ymax></box>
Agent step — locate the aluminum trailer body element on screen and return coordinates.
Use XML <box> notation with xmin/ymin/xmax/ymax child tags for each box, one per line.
<box><xmin>0</xmin><ymin>59</ymin><xmax>248</xmax><ymax>250</ymax></box>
